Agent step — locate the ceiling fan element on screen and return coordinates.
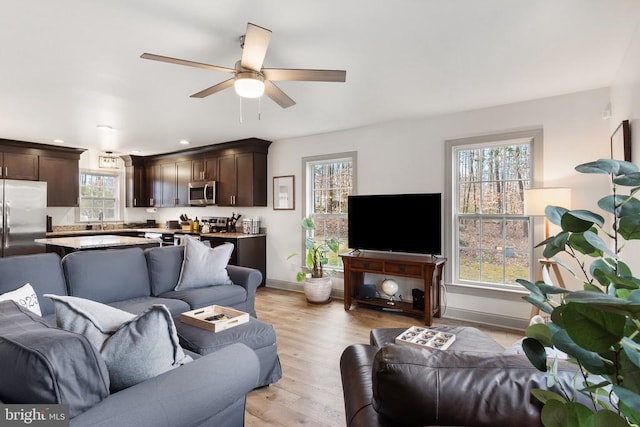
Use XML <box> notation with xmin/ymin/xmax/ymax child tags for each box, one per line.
<box><xmin>141</xmin><ymin>23</ymin><xmax>346</xmax><ymax>108</ymax></box>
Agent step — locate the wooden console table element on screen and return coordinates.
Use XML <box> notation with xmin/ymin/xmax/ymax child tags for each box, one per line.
<box><xmin>341</xmin><ymin>252</ymin><xmax>446</xmax><ymax>325</ymax></box>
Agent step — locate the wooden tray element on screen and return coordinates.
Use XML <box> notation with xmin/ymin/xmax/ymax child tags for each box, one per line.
<box><xmin>395</xmin><ymin>326</ymin><xmax>456</xmax><ymax>350</ymax></box>
<box><xmin>180</xmin><ymin>305</ymin><xmax>249</xmax><ymax>332</ymax></box>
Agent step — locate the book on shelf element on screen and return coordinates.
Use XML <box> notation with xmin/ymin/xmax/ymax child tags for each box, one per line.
<box><xmin>395</xmin><ymin>326</ymin><xmax>456</xmax><ymax>350</ymax></box>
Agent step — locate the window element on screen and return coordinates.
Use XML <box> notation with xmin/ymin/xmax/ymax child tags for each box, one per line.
<box><xmin>446</xmin><ymin>130</ymin><xmax>542</xmax><ymax>288</ymax></box>
<box><xmin>79</xmin><ymin>171</ymin><xmax>119</xmax><ymax>222</ymax></box>
<box><xmin>303</xmin><ymin>152</ymin><xmax>357</xmax><ymax>271</ymax></box>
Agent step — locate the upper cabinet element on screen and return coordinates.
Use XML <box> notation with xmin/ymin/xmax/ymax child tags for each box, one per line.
<box><xmin>123</xmin><ymin>138</ymin><xmax>271</xmax><ymax>208</ymax></box>
<box><xmin>1</xmin><ymin>152</ymin><xmax>39</xmax><ymax>180</ymax></box>
<box><xmin>217</xmin><ymin>151</ymin><xmax>268</xmax><ymax>206</ymax></box>
<box><xmin>0</xmin><ymin>139</ymin><xmax>84</xmax><ymax>207</ymax></box>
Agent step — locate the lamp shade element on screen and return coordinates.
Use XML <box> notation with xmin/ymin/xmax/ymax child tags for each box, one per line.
<box><xmin>234</xmin><ymin>72</ymin><xmax>265</xmax><ymax>98</ymax></box>
<box><xmin>524</xmin><ymin>187</ymin><xmax>571</xmax><ymax>216</ymax></box>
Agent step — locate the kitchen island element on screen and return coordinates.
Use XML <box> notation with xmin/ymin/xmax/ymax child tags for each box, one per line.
<box><xmin>35</xmin><ymin>235</ymin><xmax>161</xmax><ymax>257</ymax></box>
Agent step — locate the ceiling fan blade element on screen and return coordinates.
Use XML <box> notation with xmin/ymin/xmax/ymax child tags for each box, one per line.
<box><xmin>264</xmin><ymin>81</ymin><xmax>296</xmax><ymax>108</ymax></box>
<box><xmin>240</xmin><ymin>23</ymin><xmax>272</xmax><ymax>72</ymax></box>
<box><xmin>262</xmin><ymin>68</ymin><xmax>346</xmax><ymax>82</ymax></box>
<box><xmin>190</xmin><ymin>78</ymin><xmax>235</xmax><ymax>98</ymax></box>
<box><xmin>141</xmin><ymin>53</ymin><xmax>234</xmax><ymax>74</ymax></box>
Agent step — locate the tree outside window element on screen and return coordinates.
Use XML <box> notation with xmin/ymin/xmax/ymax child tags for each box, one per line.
<box><xmin>79</xmin><ymin>172</ymin><xmax>119</xmax><ymax>221</ymax></box>
<box><xmin>453</xmin><ymin>137</ymin><xmax>536</xmax><ymax>287</ymax></box>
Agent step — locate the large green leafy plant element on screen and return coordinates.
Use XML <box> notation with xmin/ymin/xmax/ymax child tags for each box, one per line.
<box><xmin>288</xmin><ymin>217</ymin><xmax>339</xmax><ymax>282</ymax></box>
<box><xmin>518</xmin><ymin>159</ymin><xmax>640</xmax><ymax>427</ymax></box>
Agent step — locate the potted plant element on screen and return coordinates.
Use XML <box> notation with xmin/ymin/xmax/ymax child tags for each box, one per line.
<box><xmin>517</xmin><ymin>159</ymin><xmax>640</xmax><ymax>426</ymax></box>
<box><xmin>288</xmin><ymin>217</ymin><xmax>340</xmax><ymax>304</ymax></box>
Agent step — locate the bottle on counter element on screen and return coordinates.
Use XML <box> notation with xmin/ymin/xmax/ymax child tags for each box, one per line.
<box><xmin>192</xmin><ymin>217</ymin><xmax>199</xmax><ymax>233</ymax></box>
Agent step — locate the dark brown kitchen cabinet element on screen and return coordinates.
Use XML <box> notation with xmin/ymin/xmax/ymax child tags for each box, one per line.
<box><xmin>202</xmin><ymin>235</ymin><xmax>266</xmax><ymax>286</ymax></box>
<box><xmin>217</xmin><ymin>152</ymin><xmax>267</xmax><ymax>206</ymax></box>
<box><xmin>121</xmin><ymin>155</ymin><xmax>152</xmax><ymax>207</ymax></box>
<box><xmin>1</xmin><ymin>152</ymin><xmax>39</xmax><ymax>180</ymax></box>
<box><xmin>154</xmin><ymin>160</ymin><xmax>191</xmax><ymax>207</ymax></box>
<box><xmin>191</xmin><ymin>157</ymin><xmax>217</xmax><ymax>181</ymax></box>
<box><xmin>39</xmin><ymin>156</ymin><xmax>80</xmax><ymax>206</ymax></box>
<box><xmin>0</xmin><ymin>139</ymin><xmax>84</xmax><ymax>207</ymax></box>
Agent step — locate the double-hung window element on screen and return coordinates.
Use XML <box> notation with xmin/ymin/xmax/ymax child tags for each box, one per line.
<box><xmin>302</xmin><ymin>152</ymin><xmax>356</xmax><ymax>271</ymax></box>
<box><xmin>446</xmin><ymin>129</ymin><xmax>542</xmax><ymax>288</ymax></box>
<box><xmin>79</xmin><ymin>171</ymin><xmax>119</xmax><ymax>222</ymax></box>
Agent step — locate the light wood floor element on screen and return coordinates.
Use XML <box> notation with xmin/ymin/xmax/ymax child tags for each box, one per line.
<box><xmin>245</xmin><ymin>287</ymin><xmax>523</xmax><ymax>426</ymax></box>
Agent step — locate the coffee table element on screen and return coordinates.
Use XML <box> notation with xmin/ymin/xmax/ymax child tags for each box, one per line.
<box><xmin>369</xmin><ymin>326</ymin><xmax>506</xmax><ymax>353</ymax></box>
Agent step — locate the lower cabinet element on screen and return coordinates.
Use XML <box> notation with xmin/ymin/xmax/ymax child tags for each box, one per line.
<box><xmin>202</xmin><ymin>235</ymin><xmax>266</xmax><ymax>287</ymax></box>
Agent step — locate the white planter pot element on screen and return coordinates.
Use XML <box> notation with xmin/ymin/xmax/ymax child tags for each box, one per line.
<box><xmin>303</xmin><ymin>276</ymin><xmax>332</xmax><ymax>304</ymax></box>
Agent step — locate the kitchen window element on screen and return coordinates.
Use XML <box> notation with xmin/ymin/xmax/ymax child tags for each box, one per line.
<box><xmin>302</xmin><ymin>152</ymin><xmax>357</xmax><ymax>271</ymax></box>
<box><xmin>79</xmin><ymin>171</ymin><xmax>120</xmax><ymax>222</ymax></box>
<box><xmin>445</xmin><ymin>129</ymin><xmax>542</xmax><ymax>289</ymax></box>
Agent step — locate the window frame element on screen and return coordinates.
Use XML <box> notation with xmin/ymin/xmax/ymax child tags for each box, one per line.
<box><xmin>444</xmin><ymin>129</ymin><xmax>543</xmax><ymax>290</ymax></box>
<box><xmin>78</xmin><ymin>169</ymin><xmax>121</xmax><ymax>222</ymax></box>
<box><xmin>301</xmin><ymin>151</ymin><xmax>357</xmax><ymax>273</ymax></box>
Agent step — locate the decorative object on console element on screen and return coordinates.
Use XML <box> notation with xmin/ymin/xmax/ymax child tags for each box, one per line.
<box><xmin>412</xmin><ymin>288</ymin><xmax>425</xmax><ymax>310</ymax></box>
<box><xmin>517</xmin><ymin>158</ymin><xmax>640</xmax><ymax>426</ymax></box>
<box><xmin>273</xmin><ymin>175</ymin><xmax>295</xmax><ymax>210</ymax></box>
<box><xmin>611</xmin><ymin>119</ymin><xmax>631</xmax><ymax>161</ymax></box>
<box><xmin>288</xmin><ymin>217</ymin><xmax>340</xmax><ymax>304</ymax></box>
<box><xmin>380</xmin><ymin>278</ymin><xmax>399</xmax><ymax>305</ymax></box>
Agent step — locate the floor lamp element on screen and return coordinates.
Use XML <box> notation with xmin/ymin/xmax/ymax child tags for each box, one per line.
<box><xmin>524</xmin><ymin>187</ymin><xmax>572</xmax><ymax>317</ymax></box>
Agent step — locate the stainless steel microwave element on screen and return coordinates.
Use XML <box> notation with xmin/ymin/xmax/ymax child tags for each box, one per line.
<box><xmin>188</xmin><ymin>181</ymin><xmax>216</xmax><ymax>206</ymax></box>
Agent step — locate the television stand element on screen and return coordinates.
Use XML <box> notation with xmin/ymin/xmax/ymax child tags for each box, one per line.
<box><xmin>340</xmin><ymin>251</ymin><xmax>446</xmax><ymax>325</ymax></box>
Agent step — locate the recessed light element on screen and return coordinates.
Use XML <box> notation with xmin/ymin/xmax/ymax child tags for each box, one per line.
<box><xmin>53</xmin><ymin>139</ymin><xmax>64</xmax><ymax>144</ymax></box>
<box><xmin>96</xmin><ymin>124</ymin><xmax>113</xmax><ymax>131</ymax></box>
<box><xmin>179</xmin><ymin>140</ymin><xmax>190</xmax><ymax>145</ymax></box>
<box><xmin>130</xmin><ymin>150</ymin><xmax>140</xmax><ymax>154</ymax></box>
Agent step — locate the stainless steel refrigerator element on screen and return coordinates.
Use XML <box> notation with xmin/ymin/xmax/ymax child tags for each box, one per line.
<box><xmin>0</xmin><ymin>180</ymin><xmax>47</xmax><ymax>257</ymax></box>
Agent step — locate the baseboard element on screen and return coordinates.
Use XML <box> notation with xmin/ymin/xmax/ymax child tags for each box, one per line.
<box><xmin>441</xmin><ymin>307</ymin><xmax>528</xmax><ymax>332</ymax></box>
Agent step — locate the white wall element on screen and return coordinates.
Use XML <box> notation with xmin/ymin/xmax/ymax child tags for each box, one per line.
<box><xmin>265</xmin><ymin>87</ymin><xmax>612</xmax><ymax>330</ymax></box>
<box><xmin>611</xmin><ymin>20</ymin><xmax>640</xmax><ymax>275</ymax></box>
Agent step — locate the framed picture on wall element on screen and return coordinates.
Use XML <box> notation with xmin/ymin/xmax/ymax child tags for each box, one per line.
<box><xmin>611</xmin><ymin>119</ymin><xmax>631</xmax><ymax>161</ymax></box>
<box><xmin>273</xmin><ymin>175</ymin><xmax>295</xmax><ymax>210</ymax></box>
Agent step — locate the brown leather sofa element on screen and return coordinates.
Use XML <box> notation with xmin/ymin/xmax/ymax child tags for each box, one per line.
<box><xmin>340</xmin><ymin>327</ymin><xmax>585</xmax><ymax>427</ymax></box>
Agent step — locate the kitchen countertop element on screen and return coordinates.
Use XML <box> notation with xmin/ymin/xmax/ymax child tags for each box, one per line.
<box><xmin>46</xmin><ymin>228</ymin><xmax>266</xmax><ymax>239</ymax></box>
<box><xmin>35</xmin><ymin>235</ymin><xmax>162</xmax><ymax>249</ymax></box>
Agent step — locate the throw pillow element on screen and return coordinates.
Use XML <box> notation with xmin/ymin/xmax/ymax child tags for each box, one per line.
<box><xmin>0</xmin><ymin>283</ymin><xmax>41</xmax><ymax>316</ymax></box>
<box><xmin>45</xmin><ymin>294</ymin><xmax>192</xmax><ymax>392</ymax></box>
<box><xmin>175</xmin><ymin>235</ymin><xmax>234</xmax><ymax>290</ymax></box>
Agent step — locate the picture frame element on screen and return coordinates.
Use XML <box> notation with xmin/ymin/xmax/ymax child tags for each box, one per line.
<box><xmin>611</xmin><ymin>119</ymin><xmax>631</xmax><ymax>162</ymax></box>
<box><xmin>273</xmin><ymin>175</ymin><xmax>295</xmax><ymax>210</ymax></box>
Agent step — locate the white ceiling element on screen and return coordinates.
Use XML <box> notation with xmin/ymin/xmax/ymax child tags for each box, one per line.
<box><xmin>1</xmin><ymin>0</ymin><xmax>639</xmax><ymax>155</ymax></box>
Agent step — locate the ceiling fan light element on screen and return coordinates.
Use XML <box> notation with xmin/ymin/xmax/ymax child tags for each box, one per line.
<box><xmin>234</xmin><ymin>72</ymin><xmax>265</xmax><ymax>98</ymax></box>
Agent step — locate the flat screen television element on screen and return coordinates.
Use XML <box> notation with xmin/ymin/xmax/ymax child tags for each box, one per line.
<box><xmin>347</xmin><ymin>193</ymin><xmax>441</xmax><ymax>255</ymax></box>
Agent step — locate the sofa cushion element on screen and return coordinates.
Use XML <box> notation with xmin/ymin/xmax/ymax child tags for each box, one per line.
<box><xmin>0</xmin><ymin>300</ymin><xmax>110</xmax><ymax>418</ymax></box>
<box><xmin>145</xmin><ymin>245</ymin><xmax>185</xmax><ymax>296</ymax></box>
<box><xmin>0</xmin><ymin>252</ymin><xmax>67</xmax><ymax>316</ymax></box>
<box><xmin>371</xmin><ymin>344</ymin><xmax>583</xmax><ymax>426</ymax></box>
<box><xmin>176</xmin><ymin>236</ymin><xmax>233</xmax><ymax>290</ymax></box>
<box><xmin>0</xmin><ymin>283</ymin><xmax>41</xmax><ymax>316</ymax></box>
<box><xmin>46</xmin><ymin>294</ymin><xmax>192</xmax><ymax>392</ymax></box>
<box><xmin>62</xmin><ymin>248</ymin><xmax>151</xmax><ymax>304</ymax></box>
<box><xmin>109</xmin><ymin>296</ymin><xmax>191</xmax><ymax>317</ymax></box>
<box><xmin>161</xmin><ymin>285</ymin><xmax>248</xmax><ymax>310</ymax></box>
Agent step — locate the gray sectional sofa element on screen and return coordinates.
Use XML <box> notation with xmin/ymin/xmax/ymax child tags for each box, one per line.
<box><xmin>0</xmin><ymin>245</ymin><xmax>281</xmax><ymax>426</ymax></box>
